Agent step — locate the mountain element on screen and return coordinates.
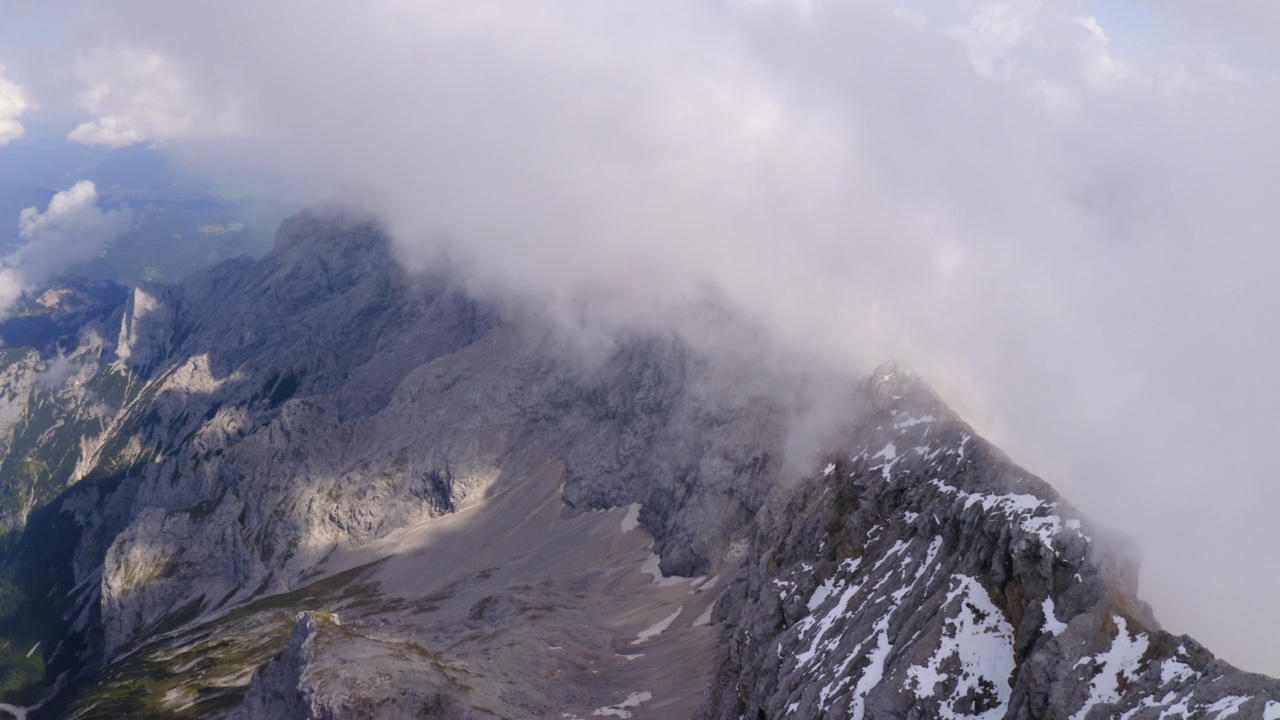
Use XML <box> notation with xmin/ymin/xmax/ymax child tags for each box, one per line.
<box><xmin>700</xmin><ymin>368</ymin><xmax>1280</xmax><ymax>719</ymax></box>
<box><xmin>0</xmin><ymin>212</ymin><xmax>1275</xmax><ymax>719</ymax></box>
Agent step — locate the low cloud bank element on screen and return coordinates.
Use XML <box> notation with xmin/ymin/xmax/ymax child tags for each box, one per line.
<box><xmin>0</xmin><ymin>181</ymin><xmax>131</xmax><ymax>317</ymax></box>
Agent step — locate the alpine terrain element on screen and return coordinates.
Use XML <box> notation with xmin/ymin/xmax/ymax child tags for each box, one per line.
<box><xmin>0</xmin><ymin>212</ymin><xmax>1276</xmax><ymax>719</ymax></box>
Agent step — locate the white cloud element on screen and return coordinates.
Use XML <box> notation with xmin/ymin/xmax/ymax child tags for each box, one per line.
<box><xmin>0</xmin><ymin>65</ymin><xmax>31</xmax><ymax>146</ymax></box>
<box><xmin>0</xmin><ymin>181</ymin><xmax>131</xmax><ymax>317</ymax></box>
<box><xmin>68</xmin><ymin>114</ymin><xmax>146</xmax><ymax>148</ymax></box>
<box><xmin>16</xmin><ymin>0</ymin><xmax>1280</xmax><ymax>674</ymax></box>
<box><xmin>0</xmin><ymin>267</ymin><xmax>23</xmax><ymax>318</ymax></box>
<box><xmin>67</xmin><ymin>47</ymin><xmax>246</xmax><ymax>147</ymax></box>
<box><xmin>949</xmin><ymin>0</ymin><xmax>1041</xmax><ymax>79</ymax></box>
<box><xmin>1076</xmin><ymin>16</ymin><xmax>1130</xmax><ymax>90</ymax></box>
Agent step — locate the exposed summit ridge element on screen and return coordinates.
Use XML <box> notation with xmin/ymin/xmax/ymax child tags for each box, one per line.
<box><xmin>699</xmin><ymin>371</ymin><xmax>1280</xmax><ymax>719</ymax></box>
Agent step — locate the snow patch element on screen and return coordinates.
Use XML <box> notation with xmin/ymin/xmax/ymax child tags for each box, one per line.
<box><xmin>1159</xmin><ymin>657</ymin><xmax>1196</xmax><ymax>685</ymax></box>
<box><xmin>1070</xmin><ymin>616</ymin><xmax>1150</xmax><ymax>720</ymax></box>
<box><xmin>640</xmin><ymin>553</ymin><xmax>688</xmax><ymax>587</ymax></box>
<box><xmin>796</xmin><ymin>576</ymin><xmax>863</xmax><ymax>667</ymax></box>
<box><xmin>633</xmin><ymin>607</ymin><xmax>682</xmax><ymax>644</ymax></box>
<box><xmin>963</xmin><ymin>491</ymin><xmax>1042</xmax><ymax>514</ymax></box>
<box><xmin>592</xmin><ymin>691</ymin><xmax>653</xmax><ymax>718</ymax></box>
<box><xmin>1042</xmin><ymin>597</ymin><xmax>1068</xmax><ymax>636</ymax></box>
<box><xmin>894</xmin><ymin>414</ymin><xmax>936</xmax><ymax>429</ymax></box>
<box><xmin>927</xmin><ymin>479</ymin><xmax>1086</xmax><ymax>553</ymax></box>
<box><xmin>921</xmin><ymin>537</ymin><xmax>943</xmax><ymax>578</ymax></box>
<box><xmin>905</xmin><ymin>575</ymin><xmax>1016</xmax><ymax>720</ymax></box>
<box><xmin>1203</xmin><ymin>695</ymin><xmax>1249</xmax><ymax>719</ymax></box>
<box><xmin>872</xmin><ymin>442</ymin><xmax>898</xmax><ymax>479</ymax></box>
<box><xmin>692</xmin><ymin>604</ymin><xmax>715</xmax><ymax>627</ymax></box>
<box><xmin>620</xmin><ymin>504</ymin><xmax>641</xmax><ymax>533</ymax></box>
<box><xmin>791</xmin><ymin>538</ymin><xmax>948</xmax><ymax>715</ymax></box>
<box><xmin>849</xmin><ymin>623</ymin><xmax>892</xmax><ymax>720</ymax></box>
<box><xmin>772</xmin><ymin>577</ymin><xmax>797</xmax><ymax>602</ymax></box>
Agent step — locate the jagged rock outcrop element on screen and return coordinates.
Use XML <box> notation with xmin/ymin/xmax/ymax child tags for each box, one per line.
<box><xmin>697</xmin><ymin>365</ymin><xmax>1280</xmax><ymax>719</ymax></box>
<box><xmin>231</xmin><ymin>612</ymin><xmax>325</xmax><ymax>720</ymax></box>
<box><xmin>0</xmin><ymin>210</ymin><xmax>790</xmax><ymax>714</ymax></box>
<box><xmin>114</xmin><ymin>284</ymin><xmax>179</xmax><ymax>373</ymax></box>
<box><xmin>0</xmin><ymin>213</ymin><xmax>1277</xmax><ymax>719</ymax></box>
<box><xmin>76</xmin><ymin>211</ymin><xmax>781</xmax><ymax>659</ymax></box>
<box><xmin>231</xmin><ymin>611</ymin><xmax>474</xmax><ymax>720</ymax></box>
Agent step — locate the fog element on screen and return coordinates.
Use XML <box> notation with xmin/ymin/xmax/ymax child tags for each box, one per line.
<box><xmin>4</xmin><ymin>0</ymin><xmax>1280</xmax><ymax>673</ymax></box>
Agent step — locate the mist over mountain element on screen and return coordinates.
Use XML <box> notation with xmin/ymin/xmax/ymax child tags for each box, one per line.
<box><xmin>2</xmin><ymin>1</ymin><xmax>1280</xmax><ymax>717</ymax></box>
<box><xmin>0</xmin><ymin>212</ymin><xmax>1274</xmax><ymax>720</ymax></box>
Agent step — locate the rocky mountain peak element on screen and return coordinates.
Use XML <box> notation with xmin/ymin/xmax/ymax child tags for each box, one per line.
<box><xmin>0</xmin><ymin>213</ymin><xmax>1276</xmax><ymax>719</ymax></box>
<box><xmin>270</xmin><ymin>208</ymin><xmax>390</xmax><ymax>261</ymax></box>
<box><xmin>698</xmin><ymin>364</ymin><xmax>1280</xmax><ymax>719</ymax></box>
<box><xmin>860</xmin><ymin>360</ymin><xmax>953</xmax><ymax>420</ymax></box>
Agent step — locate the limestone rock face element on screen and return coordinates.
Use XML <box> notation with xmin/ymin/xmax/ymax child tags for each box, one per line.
<box><xmin>696</xmin><ymin>366</ymin><xmax>1280</xmax><ymax>720</ymax></box>
<box><xmin>1</xmin><ymin>213</ymin><xmax>1278</xmax><ymax>719</ymax></box>
<box><xmin>114</xmin><ymin>284</ymin><xmax>178</xmax><ymax>373</ymax></box>
<box><xmin>77</xmin><ymin>211</ymin><xmax>780</xmax><ymax>660</ymax></box>
<box><xmin>1</xmin><ymin>210</ymin><xmax>788</xmax><ymax>715</ymax></box>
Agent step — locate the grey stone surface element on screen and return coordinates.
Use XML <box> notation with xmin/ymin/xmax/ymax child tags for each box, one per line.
<box><xmin>2</xmin><ymin>213</ymin><xmax>1278</xmax><ymax>718</ymax></box>
<box><xmin>696</xmin><ymin>365</ymin><xmax>1280</xmax><ymax>719</ymax></box>
<box><xmin>231</xmin><ymin>611</ymin><xmax>474</xmax><ymax>720</ymax></box>
<box><xmin>6</xmin><ymin>211</ymin><xmax>785</xmax><ymax>716</ymax></box>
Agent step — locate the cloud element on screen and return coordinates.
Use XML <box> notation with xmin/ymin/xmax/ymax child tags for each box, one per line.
<box><xmin>0</xmin><ymin>65</ymin><xmax>31</xmax><ymax>146</ymax></box>
<box><xmin>0</xmin><ymin>181</ymin><xmax>131</xmax><ymax>318</ymax></box>
<box><xmin>18</xmin><ymin>0</ymin><xmax>1280</xmax><ymax>674</ymax></box>
<box><xmin>35</xmin><ymin>354</ymin><xmax>85</xmax><ymax>388</ymax></box>
<box><xmin>67</xmin><ymin>47</ymin><xmax>247</xmax><ymax>147</ymax></box>
<box><xmin>67</xmin><ymin>114</ymin><xmax>146</xmax><ymax>148</ymax></box>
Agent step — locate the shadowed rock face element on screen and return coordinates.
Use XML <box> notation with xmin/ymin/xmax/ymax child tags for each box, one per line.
<box><xmin>0</xmin><ymin>213</ymin><xmax>1276</xmax><ymax>718</ymax></box>
<box><xmin>82</xmin><ymin>209</ymin><xmax>758</xmax><ymax>660</ymax></box>
<box><xmin>0</xmin><ymin>211</ymin><xmax>788</xmax><ymax>716</ymax></box>
<box><xmin>697</xmin><ymin>366</ymin><xmax>1280</xmax><ymax>720</ymax></box>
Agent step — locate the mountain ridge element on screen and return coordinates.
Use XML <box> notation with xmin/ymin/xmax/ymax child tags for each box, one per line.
<box><xmin>700</xmin><ymin>364</ymin><xmax>1280</xmax><ymax>718</ymax></box>
<box><xmin>0</xmin><ymin>212</ymin><xmax>1273</xmax><ymax>718</ymax></box>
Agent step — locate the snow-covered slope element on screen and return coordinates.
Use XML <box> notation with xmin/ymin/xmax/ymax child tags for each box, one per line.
<box><xmin>699</xmin><ymin>367</ymin><xmax>1280</xmax><ymax>719</ymax></box>
<box><xmin>0</xmin><ymin>213</ymin><xmax>1275</xmax><ymax>719</ymax></box>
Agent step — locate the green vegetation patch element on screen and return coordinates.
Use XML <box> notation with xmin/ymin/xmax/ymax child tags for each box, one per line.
<box><xmin>46</xmin><ymin>560</ymin><xmax>392</xmax><ymax>720</ymax></box>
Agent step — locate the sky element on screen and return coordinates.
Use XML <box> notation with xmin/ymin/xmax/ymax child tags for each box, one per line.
<box><xmin>3</xmin><ymin>0</ymin><xmax>1280</xmax><ymax>673</ymax></box>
